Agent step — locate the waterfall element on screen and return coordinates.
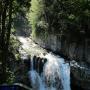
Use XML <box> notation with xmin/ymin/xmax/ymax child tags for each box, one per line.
<box><xmin>28</xmin><ymin>53</ymin><xmax>71</xmax><ymax>90</ymax></box>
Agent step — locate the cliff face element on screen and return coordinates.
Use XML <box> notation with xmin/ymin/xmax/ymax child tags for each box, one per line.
<box><xmin>33</xmin><ymin>33</ymin><xmax>90</xmax><ymax>63</ymax></box>
<box><xmin>29</xmin><ymin>0</ymin><xmax>90</xmax><ymax>63</ymax></box>
<box><xmin>33</xmin><ymin>33</ymin><xmax>90</xmax><ymax>89</ymax></box>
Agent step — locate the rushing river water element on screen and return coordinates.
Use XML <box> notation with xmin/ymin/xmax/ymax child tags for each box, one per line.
<box><xmin>28</xmin><ymin>53</ymin><xmax>71</xmax><ymax>90</ymax></box>
<box><xmin>18</xmin><ymin>36</ymin><xmax>71</xmax><ymax>90</ymax></box>
<box><xmin>18</xmin><ymin>36</ymin><xmax>89</xmax><ymax>90</ymax></box>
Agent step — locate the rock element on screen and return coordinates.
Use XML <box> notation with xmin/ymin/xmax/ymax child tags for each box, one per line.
<box><xmin>33</xmin><ymin>33</ymin><xmax>90</xmax><ymax>89</ymax></box>
<box><xmin>71</xmin><ymin>60</ymin><xmax>90</xmax><ymax>89</ymax></box>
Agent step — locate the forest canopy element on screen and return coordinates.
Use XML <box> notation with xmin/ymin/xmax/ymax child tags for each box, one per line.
<box><xmin>29</xmin><ymin>0</ymin><xmax>90</xmax><ymax>40</ymax></box>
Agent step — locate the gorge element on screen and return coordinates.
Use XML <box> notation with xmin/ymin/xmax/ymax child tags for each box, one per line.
<box><xmin>0</xmin><ymin>0</ymin><xmax>90</xmax><ymax>90</ymax></box>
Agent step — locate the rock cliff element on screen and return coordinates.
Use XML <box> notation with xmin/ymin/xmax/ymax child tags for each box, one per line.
<box><xmin>33</xmin><ymin>33</ymin><xmax>90</xmax><ymax>89</ymax></box>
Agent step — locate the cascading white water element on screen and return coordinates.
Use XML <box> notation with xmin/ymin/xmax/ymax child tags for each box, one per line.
<box><xmin>29</xmin><ymin>56</ymin><xmax>46</xmax><ymax>90</ymax></box>
<box><xmin>28</xmin><ymin>53</ymin><xmax>71</xmax><ymax>90</ymax></box>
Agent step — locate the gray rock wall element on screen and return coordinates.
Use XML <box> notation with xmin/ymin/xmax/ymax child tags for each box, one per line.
<box><xmin>33</xmin><ymin>34</ymin><xmax>90</xmax><ymax>64</ymax></box>
<box><xmin>33</xmin><ymin>33</ymin><xmax>90</xmax><ymax>89</ymax></box>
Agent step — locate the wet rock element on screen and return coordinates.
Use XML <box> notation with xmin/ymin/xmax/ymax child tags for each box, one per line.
<box><xmin>23</xmin><ymin>58</ymin><xmax>31</xmax><ymax>71</ymax></box>
<box><xmin>44</xmin><ymin>58</ymin><xmax>47</xmax><ymax>64</ymax></box>
<box><xmin>33</xmin><ymin>56</ymin><xmax>37</xmax><ymax>70</ymax></box>
<box><xmin>39</xmin><ymin>58</ymin><xmax>43</xmax><ymax>74</ymax></box>
<box><xmin>36</xmin><ymin>57</ymin><xmax>40</xmax><ymax>71</ymax></box>
<box><xmin>34</xmin><ymin>34</ymin><xmax>90</xmax><ymax>89</ymax></box>
<box><xmin>71</xmin><ymin>61</ymin><xmax>90</xmax><ymax>89</ymax></box>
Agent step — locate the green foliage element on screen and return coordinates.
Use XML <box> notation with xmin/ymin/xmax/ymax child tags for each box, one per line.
<box><xmin>0</xmin><ymin>0</ymin><xmax>31</xmax><ymax>84</ymax></box>
<box><xmin>9</xmin><ymin>35</ymin><xmax>20</xmax><ymax>60</ymax></box>
<box><xmin>37</xmin><ymin>21</ymin><xmax>48</xmax><ymax>30</ymax></box>
<box><xmin>12</xmin><ymin>0</ymin><xmax>31</xmax><ymax>16</ymax></box>
<box><xmin>29</xmin><ymin>0</ymin><xmax>90</xmax><ymax>40</ymax></box>
<box><xmin>27</xmin><ymin>0</ymin><xmax>45</xmax><ymax>37</ymax></box>
<box><xmin>6</xmin><ymin>68</ymin><xmax>15</xmax><ymax>84</ymax></box>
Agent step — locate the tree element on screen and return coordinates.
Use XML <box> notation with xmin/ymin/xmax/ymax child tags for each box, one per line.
<box><xmin>30</xmin><ymin>0</ymin><xmax>90</xmax><ymax>39</ymax></box>
<box><xmin>0</xmin><ymin>0</ymin><xmax>31</xmax><ymax>83</ymax></box>
<box><xmin>0</xmin><ymin>0</ymin><xmax>13</xmax><ymax>83</ymax></box>
<box><xmin>28</xmin><ymin>0</ymin><xmax>45</xmax><ymax>37</ymax></box>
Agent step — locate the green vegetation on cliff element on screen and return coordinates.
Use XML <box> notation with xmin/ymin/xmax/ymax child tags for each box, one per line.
<box><xmin>29</xmin><ymin>0</ymin><xmax>90</xmax><ymax>40</ymax></box>
<box><xmin>28</xmin><ymin>0</ymin><xmax>49</xmax><ymax>38</ymax></box>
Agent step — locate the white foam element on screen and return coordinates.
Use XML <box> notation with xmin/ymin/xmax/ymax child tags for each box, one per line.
<box><xmin>29</xmin><ymin>53</ymin><xmax>71</xmax><ymax>90</ymax></box>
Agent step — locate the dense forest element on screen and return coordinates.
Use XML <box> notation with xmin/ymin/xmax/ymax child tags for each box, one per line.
<box><xmin>30</xmin><ymin>0</ymin><xmax>90</xmax><ymax>38</ymax></box>
<box><xmin>0</xmin><ymin>0</ymin><xmax>90</xmax><ymax>90</ymax></box>
<box><xmin>0</xmin><ymin>0</ymin><xmax>31</xmax><ymax>84</ymax></box>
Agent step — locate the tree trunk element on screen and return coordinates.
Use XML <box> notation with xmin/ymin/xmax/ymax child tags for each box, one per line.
<box><xmin>6</xmin><ymin>0</ymin><xmax>12</xmax><ymax>47</ymax></box>
<box><xmin>0</xmin><ymin>0</ymin><xmax>13</xmax><ymax>83</ymax></box>
<box><xmin>1</xmin><ymin>0</ymin><xmax>8</xmax><ymax>83</ymax></box>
